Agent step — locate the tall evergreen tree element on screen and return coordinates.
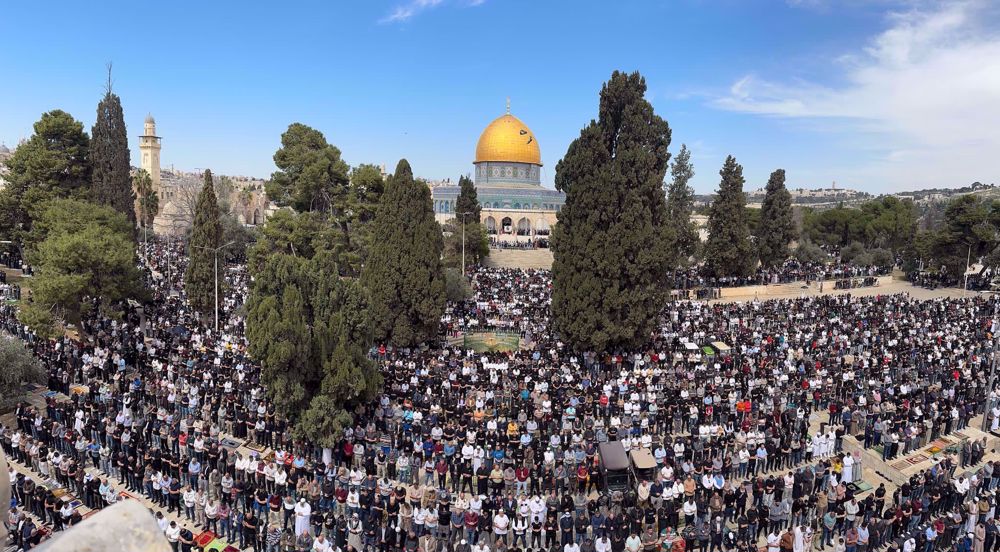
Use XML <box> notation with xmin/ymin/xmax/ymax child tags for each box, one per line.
<box><xmin>452</xmin><ymin>175</ymin><xmax>488</xmax><ymax>267</ymax></box>
<box><xmin>454</xmin><ymin>175</ymin><xmax>482</xmax><ymax>222</ymax></box>
<box><xmin>551</xmin><ymin>71</ymin><xmax>673</xmax><ymax>352</ymax></box>
<box><xmin>246</xmin><ymin>212</ymin><xmax>381</xmax><ymax>442</ymax></box>
<box><xmin>757</xmin><ymin>169</ymin><xmax>795</xmax><ymax>267</ymax></box>
<box><xmin>704</xmin><ymin>156</ymin><xmax>755</xmax><ymax>277</ymax></box>
<box><xmin>90</xmin><ymin>80</ymin><xmax>135</xmax><ymax>224</ymax></box>
<box><xmin>362</xmin><ymin>159</ymin><xmax>445</xmax><ymax>347</ymax></box>
<box><xmin>666</xmin><ymin>144</ymin><xmax>699</xmax><ymax>265</ymax></box>
<box><xmin>185</xmin><ymin>170</ymin><xmax>223</xmax><ymax>317</ymax></box>
<box><xmin>268</xmin><ymin>123</ymin><xmax>350</xmax><ymax>216</ymax></box>
<box><xmin>0</xmin><ymin>110</ymin><xmax>91</xmax><ymax>240</ymax></box>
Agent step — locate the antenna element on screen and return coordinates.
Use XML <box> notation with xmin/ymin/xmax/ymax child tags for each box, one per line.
<box><xmin>506</xmin><ymin>97</ymin><xmax>510</xmax><ymax>114</ymax></box>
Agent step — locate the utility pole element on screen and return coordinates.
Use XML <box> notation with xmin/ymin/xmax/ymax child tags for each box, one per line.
<box><xmin>192</xmin><ymin>241</ymin><xmax>235</xmax><ymax>332</ymax></box>
<box><xmin>963</xmin><ymin>244</ymin><xmax>972</xmax><ymax>297</ymax></box>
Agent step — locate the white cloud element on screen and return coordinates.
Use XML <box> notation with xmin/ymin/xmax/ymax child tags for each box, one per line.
<box><xmin>380</xmin><ymin>0</ymin><xmax>485</xmax><ymax>24</ymax></box>
<box><xmin>712</xmin><ymin>0</ymin><xmax>1000</xmax><ymax>191</ymax></box>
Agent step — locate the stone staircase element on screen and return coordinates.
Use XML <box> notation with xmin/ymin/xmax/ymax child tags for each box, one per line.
<box><xmin>484</xmin><ymin>248</ymin><xmax>553</xmax><ymax>269</ymax></box>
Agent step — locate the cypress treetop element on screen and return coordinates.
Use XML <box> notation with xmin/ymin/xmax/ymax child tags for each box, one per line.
<box><xmin>551</xmin><ymin>70</ymin><xmax>673</xmax><ymax>353</ymax></box>
<box><xmin>362</xmin><ymin>159</ymin><xmax>445</xmax><ymax>347</ymax></box>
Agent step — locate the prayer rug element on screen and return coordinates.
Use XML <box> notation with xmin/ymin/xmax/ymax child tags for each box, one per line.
<box><xmin>244</xmin><ymin>441</ymin><xmax>267</xmax><ymax>453</ymax></box>
<box><xmin>204</xmin><ymin>539</ymin><xmax>228</xmax><ymax>552</ymax></box>
<box><xmin>195</xmin><ymin>531</ymin><xmax>217</xmax><ymax>547</ymax></box>
<box><xmin>890</xmin><ymin>460</ymin><xmax>910</xmax><ymax>470</ymax></box>
<box><xmin>847</xmin><ymin>481</ymin><xmax>873</xmax><ymax>493</ymax></box>
<box><xmin>219</xmin><ymin>437</ymin><xmax>242</xmax><ymax>449</ymax></box>
<box><xmin>118</xmin><ymin>490</ymin><xmax>139</xmax><ymax>500</ymax></box>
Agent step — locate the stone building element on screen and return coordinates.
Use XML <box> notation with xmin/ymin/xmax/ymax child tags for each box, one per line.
<box><xmin>137</xmin><ymin>114</ymin><xmax>271</xmax><ymax>235</ymax></box>
<box><xmin>432</xmin><ymin>103</ymin><xmax>565</xmax><ymax>245</ymax></box>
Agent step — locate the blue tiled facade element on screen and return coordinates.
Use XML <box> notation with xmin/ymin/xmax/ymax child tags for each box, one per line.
<box><xmin>432</xmin><ymin>161</ymin><xmax>565</xmax><ymax>215</ymax></box>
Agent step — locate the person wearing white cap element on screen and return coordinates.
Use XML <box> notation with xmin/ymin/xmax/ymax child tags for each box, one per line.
<box><xmin>294</xmin><ymin>496</ymin><xmax>311</xmax><ymax>537</ymax></box>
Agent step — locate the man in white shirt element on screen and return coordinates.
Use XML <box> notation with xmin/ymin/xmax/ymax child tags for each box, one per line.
<box><xmin>493</xmin><ymin>510</ymin><xmax>509</xmax><ymax>546</ymax></box>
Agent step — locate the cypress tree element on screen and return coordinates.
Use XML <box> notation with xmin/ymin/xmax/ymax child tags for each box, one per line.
<box><xmin>455</xmin><ymin>175</ymin><xmax>481</xmax><ymax>222</ymax></box>
<box><xmin>666</xmin><ymin>144</ymin><xmax>699</xmax><ymax>266</ymax></box>
<box><xmin>704</xmin><ymin>156</ymin><xmax>755</xmax><ymax>277</ymax></box>
<box><xmin>757</xmin><ymin>169</ymin><xmax>795</xmax><ymax>267</ymax></box>
<box><xmin>551</xmin><ymin>71</ymin><xmax>673</xmax><ymax>352</ymax></box>
<box><xmin>453</xmin><ymin>175</ymin><xmax>488</xmax><ymax>266</ymax></box>
<box><xmin>185</xmin><ymin>170</ymin><xmax>223</xmax><ymax>317</ymax></box>
<box><xmin>91</xmin><ymin>82</ymin><xmax>136</xmax><ymax>225</ymax></box>
<box><xmin>362</xmin><ymin>159</ymin><xmax>445</xmax><ymax>347</ymax></box>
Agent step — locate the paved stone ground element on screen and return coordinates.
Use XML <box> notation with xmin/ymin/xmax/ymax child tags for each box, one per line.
<box><xmin>711</xmin><ymin>278</ymin><xmax>973</xmax><ymax>304</ymax></box>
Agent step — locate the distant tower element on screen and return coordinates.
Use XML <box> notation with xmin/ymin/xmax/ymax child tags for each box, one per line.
<box><xmin>138</xmin><ymin>114</ymin><xmax>162</xmax><ymax>193</ymax></box>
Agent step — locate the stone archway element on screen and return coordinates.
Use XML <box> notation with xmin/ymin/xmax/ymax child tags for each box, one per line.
<box><xmin>535</xmin><ymin>218</ymin><xmax>550</xmax><ymax>236</ymax></box>
<box><xmin>501</xmin><ymin>216</ymin><xmax>513</xmax><ymax>234</ymax></box>
<box><xmin>517</xmin><ymin>217</ymin><xmax>531</xmax><ymax>236</ymax></box>
<box><xmin>252</xmin><ymin>209</ymin><xmax>260</xmax><ymax>226</ymax></box>
<box><xmin>485</xmin><ymin>216</ymin><xmax>497</xmax><ymax>235</ymax></box>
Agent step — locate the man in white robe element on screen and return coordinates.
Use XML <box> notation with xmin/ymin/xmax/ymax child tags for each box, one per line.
<box><xmin>295</xmin><ymin>497</ymin><xmax>312</xmax><ymax>537</ymax></box>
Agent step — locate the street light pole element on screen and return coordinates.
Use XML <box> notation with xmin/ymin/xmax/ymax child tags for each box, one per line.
<box><xmin>192</xmin><ymin>240</ymin><xmax>235</xmax><ymax>332</ymax></box>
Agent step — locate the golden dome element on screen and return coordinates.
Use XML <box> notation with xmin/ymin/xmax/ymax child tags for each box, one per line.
<box><xmin>475</xmin><ymin>113</ymin><xmax>541</xmax><ymax>166</ymax></box>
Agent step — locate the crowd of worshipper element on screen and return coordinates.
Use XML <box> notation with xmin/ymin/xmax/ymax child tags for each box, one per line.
<box><xmin>666</xmin><ymin>261</ymin><xmax>892</xmax><ymax>292</ymax></box>
<box><xmin>3</xmin><ymin>241</ymin><xmax>1000</xmax><ymax>552</ymax></box>
<box><xmin>907</xmin><ymin>270</ymin><xmax>997</xmax><ymax>293</ymax></box>
<box><xmin>488</xmin><ymin>239</ymin><xmax>550</xmax><ymax>250</ymax></box>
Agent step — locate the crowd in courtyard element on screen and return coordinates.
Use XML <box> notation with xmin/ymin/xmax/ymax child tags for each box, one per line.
<box><xmin>2</xmin><ymin>242</ymin><xmax>1000</xmax><ymax>552</ymax></box>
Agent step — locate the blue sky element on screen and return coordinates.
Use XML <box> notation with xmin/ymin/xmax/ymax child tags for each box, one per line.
<box><xmin>1</xmin><ymin>0</ymin><xmax>998</xmax><ymax>193</ymax></box>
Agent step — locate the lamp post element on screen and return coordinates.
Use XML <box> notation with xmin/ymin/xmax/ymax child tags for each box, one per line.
<box><xmin>191</xmin><ymin>240</ymin><xmax>235</xmax><ymax>332</ymax></box>
<box><xmin>457</xmin><ymin>211</ymin><xmax>473</xmax><ymax>278</ymax></box>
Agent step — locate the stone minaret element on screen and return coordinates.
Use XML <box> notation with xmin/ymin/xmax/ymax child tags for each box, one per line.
<box><xmin>138</xmin><ymin>113</ymin><xmax>162</xmax><ymax>194</ymax></box>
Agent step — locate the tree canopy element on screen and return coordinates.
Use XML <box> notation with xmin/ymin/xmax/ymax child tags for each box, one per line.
<box><xmin>0</xmin><ymin>110</ymin><xmax>91</xmax><ymax>240</ymax></box>
<box><xmin>18</xmin><ymin>199</ymin><xmax>143</xmax><ymax>337</ymax></box>
<box><xmin>185</xmin><ymin>170</ymin><xmax>224</xmax><ymax>318</ymax></box>
<box><xmin>447</xmin><ymin>175</ymin><xmax>488</xmax><ymax>268</ymax></box>
<box><xmin>801</xmin><ymin>196</ymin><xmax>916</xmax><ymax>252</ymax></box>
<box><xmin>246</xmin><ymin>209</ymin><xmax>381</xmax><ymax>445</ymax></box>
<box><xmin>362</xmin><ymin>159</ymin><xmax>445</xmax><ymax>347</ymax></box>
<box><xmin>268</xmin><ymin>123</ymin><xmax>350</xmax><ymax>215</ymax></box>
<box><xmin>91</xmin><ymin>88</ymin><xmax>136</xmax><ymax>224</ymax></box>
<box><xmin>757</xmin><ymin>169</ymin><xmax>795</xmax><ymax>268</ymax></box>
<box><xmin>551</xmin><ymin>70</ymin><xmax>673</xmax><ymax>352</ymax></box>
<box><xmin>665</xmin><ymin>144</ymin><xmax>699</xmax><ymax>266</ymax></box>
<box><xmin>704</xmin><ymin>156</ymin><xmax>755</xmax><ymax>278</ymax></box>
<box><xmin>134</xmin><ymin>169</ymin><xmax>158</xmax><ymax>229</ymax></box>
